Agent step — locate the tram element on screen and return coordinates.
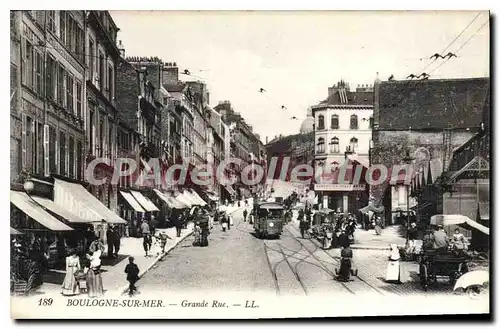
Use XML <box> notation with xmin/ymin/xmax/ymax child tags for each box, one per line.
<box><xmin>253</xmin><ymin>202</ymin><xmax>284</xmax><ymax>239</ymax></box>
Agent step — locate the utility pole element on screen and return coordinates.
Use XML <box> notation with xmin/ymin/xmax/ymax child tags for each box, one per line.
<box><xmin>403</xmin><ymin>149</ymin><xmax>414</xmax><ymax>244</ymax></box>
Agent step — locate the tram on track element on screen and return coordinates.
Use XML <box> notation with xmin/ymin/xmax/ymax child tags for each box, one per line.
<box><xmin>253</xmin><ymin>202</ymin><xmax>284</xmax><ymax>239</ymax></box>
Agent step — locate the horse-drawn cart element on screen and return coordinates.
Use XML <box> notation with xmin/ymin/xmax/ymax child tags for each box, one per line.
<box><xmin>419</xmin><ymin>250</ymin><xmax>469</xmax><ymax>291</ymax></box>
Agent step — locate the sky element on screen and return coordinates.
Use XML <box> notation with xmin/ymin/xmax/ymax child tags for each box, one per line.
<box><xmin>110</xmin><ymin>10</ymin><xmax>490</xmax><ymax>142</ymax></box>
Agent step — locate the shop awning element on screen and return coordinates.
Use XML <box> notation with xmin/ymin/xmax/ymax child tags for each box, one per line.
<box><xmin>32</xmin><ymin>196</ymin><xmax>98</xmax><ymax>223</ymax></box>
<box><xmin>188</xmin><ymin>189</ymin><xmax>207</xmax><ymax>206</ymax></box>
<box><xmin>119</xmin><ymin>191</ymin><xmax>146</xmax><ymax>213</ymax></box>
<box><xmin>10</xmin><ymin>227</ymin><xmax>23</xmax><ymax>235</ymax></box>
<box><xmin>130</xmin><ymin>191</ymin><xmax>160</xmax><ymax>212</ymax></box>
<box><xmin>183</xmin><ymin>190</ymin><xmax>200</xmax><ymax>206</ymax></box>
<box><xmin>176</xmin><ymin>192</ymin><xmax>194</xmax><ymax>207</ymax></box>
<box><xmin>222</xmin><ymin>184</ymin><xmax>236</xmax><ymax>195</ymax></box>
<box><xmin>154</xmin><ymin>189</ymin><xmax>188</xmax><ymax>209</ymax></box>
<box><xmin>205</xmin><ymin>191</ymin><xmax>219</xmax><ymax>201</ymax></box>
<box><xmin>10</xmin><ymin>191</ymin><xmax>73</xmax><ymax>231</ymax></box>
<box><xmin>53</xmin><ymin>178</ymin><xmax>126</xmax><ymax>224</ymax></box>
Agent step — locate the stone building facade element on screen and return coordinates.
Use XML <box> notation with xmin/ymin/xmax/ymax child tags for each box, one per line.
<box><xmin>85</xmin><ymin>10</ymin><xmax>121</xmax><ymax>211</ymax></box>
<box><xmin>371</xmin><ymin>77</ymin><xmax>489</xmax><ymax>225</ymax></box>
<box><xmin>311</xmin><ymin>80</ymin><xmax>373</xmax><ymax>212</ymax></box>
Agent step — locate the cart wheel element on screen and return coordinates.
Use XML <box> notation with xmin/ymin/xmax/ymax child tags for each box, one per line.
<box><xmin>419</xmin><ymin>264</ymin><xmax>428</xmax><ymax>291</ymax></box>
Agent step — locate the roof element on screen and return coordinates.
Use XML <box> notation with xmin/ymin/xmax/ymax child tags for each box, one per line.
<box><xmin>378</xmin><ymin>77</ymin><xmax>490</xmax><ymax>130</ymax></box>
<box><xmin>320</xmin><ymin>90</ymin><xmax>374</xmax><ymax>106</ymax></box>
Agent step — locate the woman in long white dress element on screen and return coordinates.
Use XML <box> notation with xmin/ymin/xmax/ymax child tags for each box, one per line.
<box><xmin>86</xmin><ymin>249</ymin><xmax>104</xmax><ymax>298</ymax></box>
<box><xmin>61</xmin><ymin>249</ymin><xmax>81</xmax><ymax>296</ymax></box>
<box><xmin>385</xmin><ymin>244</ymin><xmax>401</xmax><ymax>283</ymax></box>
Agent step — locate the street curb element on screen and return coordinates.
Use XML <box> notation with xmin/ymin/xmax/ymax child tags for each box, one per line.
<box><xmin>117</xmin><ymin>203</ymin><xmax>249</xmax><ymax>296</ymax></box>
<box><xmin>118</xmin><ymin>228</ymin><xmax>194</xmax><ymax>296</ymax></box>
<box><xmin>350</xmin><ymin>245</ymin><xmax>391</xmax><ymax>251</ymax></box>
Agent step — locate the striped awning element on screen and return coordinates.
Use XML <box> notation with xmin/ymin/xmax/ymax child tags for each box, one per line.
<box><xmin>176</xmin><ymin>192</ymin><xmax>194</xmax><ymax>207</ymax></box>
<box><xmin>119</xmin><ymin>191</ymin><xmax>146</xmax><ymax>213</ymax></box>
<box><xmin>154</xmin><ymin>189</ymin><xmax>188</xmax><ymax>209</ymax></box>
<box><xmin>11</xmin><ymin>191</ymin><xmax>73</xmax><ymax>231</ymax></box>
<box><xmin>187</xmin><ymin>190</ymin><xmax>207</xmax><ymax>206</ymax></box>
<box><xmin>130</xmin><ymin>191</ymin><xmax>160</xmax><ymax>212</ymax></box>
<box><xmin>53</xmin><ymin>178</ymin><xmax>126</xmax><ymax>224</ymax></box>
<box><xmin>32</xmin><ymin>196</ymin><xmax>98</xmax><ymax>223</ymax></box>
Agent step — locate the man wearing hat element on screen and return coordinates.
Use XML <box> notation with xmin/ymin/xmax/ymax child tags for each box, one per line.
<box><xmin>432</xmin><ymin>225</ymin><xmax>449</xmax><ymax>254</ymax></box>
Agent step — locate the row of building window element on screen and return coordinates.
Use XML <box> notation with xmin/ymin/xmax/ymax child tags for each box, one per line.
<box><xmin>46</xmin><ymin>55</ymin><xmax>83</xmax><ymax>117</ymax></box>
<box><xmin>88</xmin><ymin>37</ymin><xmax>115</xmax><ymax>102</ymax></box>
<box><xmin>316</xmin><ymin>114</ymin><xmax>373</xmax><ymax>130</ymax></box>
<box><xmin>23</xmin><ymin>114</ymin><xmax>83</xmax><ymax>180</ymax></box>
<box><xmin>316</xmin><ymin>137</ymin><xmax>358</xmax><ymax>154</ymax></box>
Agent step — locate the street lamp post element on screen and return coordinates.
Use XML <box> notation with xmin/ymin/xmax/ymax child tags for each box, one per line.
<box><xmin>402</xmin><ymin>149</ymin><xmax>414</xmax><ymax>244</ymax></box>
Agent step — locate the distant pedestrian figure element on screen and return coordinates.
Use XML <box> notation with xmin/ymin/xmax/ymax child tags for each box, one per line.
<box><xmin>113</xmin><ymin>226</ymin><xmax>121</xmax><ymax>257</ymax></box>
<box><xmin>374</xmin><ymin>217</ymin><xmax>382</xmax><ymax>235</ymax></box>
<box><xmin>193</xmin><ymin>222</ymin><xmax>202</xmax><ymax>246</ymax></box>
<box><xmin>243</xmin><ymin>209</ymin><xmax>248</xmax><ymax>222</ymax></box>
<box><xmin>143</xmin><ymin>234</ymin><xmax>152</xmax><ymax>257</ymax></box>
<box><xmin>221</xmin><ymin>215</ymin><xmax>228</xmax><ymax>232</ymax></box>
<box><xmin>125</xmin><ymin>257</ymin><xmax>140</xmax><ymax>296</ymax></box>
<box><xmin>106</xmin><ymin>226</ymin><xmax>114</xmax><ymax>258</ymax></box>
<box><xmin>385</xmin><ymin>244</ymin><xmax>401</xmax><ymax>283</ymax></box>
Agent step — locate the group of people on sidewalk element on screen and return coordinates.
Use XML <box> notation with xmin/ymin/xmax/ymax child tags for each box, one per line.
<box><xmin>61</xmin><ymin>235</ymin><xmax>105</xmax><ymax>298</ymax></box>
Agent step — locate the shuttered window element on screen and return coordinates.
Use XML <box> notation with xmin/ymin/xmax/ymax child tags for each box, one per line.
<box><xmin>10</xmin><ymin>63</ymin><xmax>17</xmax><ymax>111</ymax></box>
<box><xmin>57</xmin><ymin>64</ymin><xmax>64</xmax><ymax>105</ymax></box>
<box><xmin>36</xmin><ymin>122</ymin><xmax>43</xmax><ymax>173</ymax></box>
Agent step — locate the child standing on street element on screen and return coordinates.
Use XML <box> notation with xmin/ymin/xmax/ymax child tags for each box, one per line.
<box><xmin>154</xmin><ymin>231</ymin><xmax>172</xmax><ymax>255</ymax></box>
<box><xmin>124</xmin><ymin>257</ymin><xmax>140</xmax><ymax>296</ymax></box>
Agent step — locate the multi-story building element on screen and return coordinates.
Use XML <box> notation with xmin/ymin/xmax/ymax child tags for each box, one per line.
<box><xmin>85</xmin><ymin>10</ymin><xmax>121</xmax><ymax>211</ymax></box>
<box><xmin>311</xmin><ymin>80</ymin><xmax>373</xmax><ymax>213</ymax></box>
<box><xmin>372</xmin><ymin>76</ymin><xmax>489</xmax><ymax>225</ymax></box>
<box><xmin>186</xmin><ymin>81</ymin><xmax>208</xmax><ymax>167</ymax></box>
<box><xmin>10</xmin><ymin>11</ymin><xmax>86</xmax><ymax>184</ymax></box>
<box><xmin>116</xmin><ymin>56</ymin><xmax>163</xmax><ymax>189</ymax></box>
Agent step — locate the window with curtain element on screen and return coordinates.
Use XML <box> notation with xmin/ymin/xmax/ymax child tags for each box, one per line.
<box><xmin>331</xmin><ymin>114</ymin><xmax>339</xmax><ymax>129</ymax></box>
<box><xmin>350</xmin><ymin>114</ymin><xmax>358</xmax><ymax>130</ymax></box>
<box><xmin>76</xmin><ymin>81</ymin><xmax>82</xmax><ymax>118</ymax></box>
<box><xmin>317</xmin><ymin>115</ymin><xmax>325</xmax><ymax>130</ymax></box>
<box><xmin>317</xmin><ymin>137</ymin><xmax>325</xmax><ymax>154</ymax></box>
<box><xmin>330</xmin><ymin>137</ymin><xmax>339</xmax><ymax>153</ymax></box>
<box><xmin>66</xmin><ymin>73</ymin><xmax>74</xmax><ymax>113</ymax></box>
<box><xmin>68</xmin><ymin>136</ymin><xmax>74</xmax><ymax>178</ymax></box>
<box><xmin>349</xmin><ymin>137</ymin><xmax>358</xmax><ymax>152</ymax></box>
<box><xmin>59</xmin><ymin>131</ymin><xmax>66</xmax><ymax>175</ymax></box>
<box><xmin>49</xmin><ymin>126</ymin><xmax>57</xmax><ymax>174</ymax></box>
<box><xmin>76</xmin><ymin>140</ymin><xmax>82</xmax><ymax>181</ymax></box>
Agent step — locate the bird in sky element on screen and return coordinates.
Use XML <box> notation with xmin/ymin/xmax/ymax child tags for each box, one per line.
<box><xmin>388</xmin><ymin>74</ymin><xmax>394</xmax><ymax>81</ymax></box>
<box><xmin>281</xmin><ymin>105</ymin><xmax>287</xmax><ymax>110</ymax></box>
<box><xmin>429</xmin><ymin>53</ymin><xmax>444</xmax><ymax>60</ymax></box>
<box><xmin>444</xmin><ymin>52</ymin><xmax>458</xmax><ymax>59</ymax></box>
<box><xmin>259</xmin><ymin>88</ymin><xmax>266</xmax><ymax>93</ymax></box>
<box><xmin>418</xmin><ymin>73</ymin><xmax>430</xmax><ymax>79</ymax></box>
<box><xmin>183</xmin><ymin>69</ymin><xmax>191</xmax><ymax>75</ymax></box>
<box><xmin>291</xmin><ymin>116</ymin><xmax>298</xmax><ymax>120</ymax></box>
<box><xmin>406</xmin><ymin>74</ymin><xmax>418</xmax><ymax>80</ymax></box>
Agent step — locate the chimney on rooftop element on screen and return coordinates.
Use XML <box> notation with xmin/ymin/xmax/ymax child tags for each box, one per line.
<box><xmin>162</xmin><ymin>62</ymin><xmax>179</xmax><ymax>84</ymax></box>
<box><xmin>117</xmin><ymin>40</ymin><xmax>125</xmax><ymax>58</ymax></box>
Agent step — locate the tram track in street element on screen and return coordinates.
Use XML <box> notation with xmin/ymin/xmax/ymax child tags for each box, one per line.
<box><xmin>284</xmin><ymin>226</ymin><xmax>385</xmax><ymax>296</ymax></box>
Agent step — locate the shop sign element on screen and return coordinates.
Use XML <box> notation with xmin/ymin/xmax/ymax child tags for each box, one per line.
<box><xmin>314</xmin><ymin>184</ymin><xmax>366</xmax><ymax>191</ymax></box>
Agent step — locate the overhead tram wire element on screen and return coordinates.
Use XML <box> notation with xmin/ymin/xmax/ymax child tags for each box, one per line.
<box><xmin>428</xmin><ymin>18</ymin><xmax>490</xmax><ymax>76</ymax></box>
<box><xmin>387</xmin><ymin>12</ymin><xmax>486</xmax><ymax>108</ymax></box>
<box><xmin>180</xmin><ymin>70</ymin><xmax>300</xmax><ymax>115</ymax></box>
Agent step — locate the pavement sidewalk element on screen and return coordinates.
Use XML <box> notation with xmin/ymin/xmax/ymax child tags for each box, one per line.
<box><xmin>351</xmin><ymin>225</ymin><xmax>408</xmax><ymax>250</ymax></box>
<box><xmin>19</xmin><ymin>199</ymin><xmax>252</xmax><ymax>299</ymax></box>
<box><xmin>290</xmin><ymin>214</ymin><xmax>407</xmax><ymax>250</ymax></box>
